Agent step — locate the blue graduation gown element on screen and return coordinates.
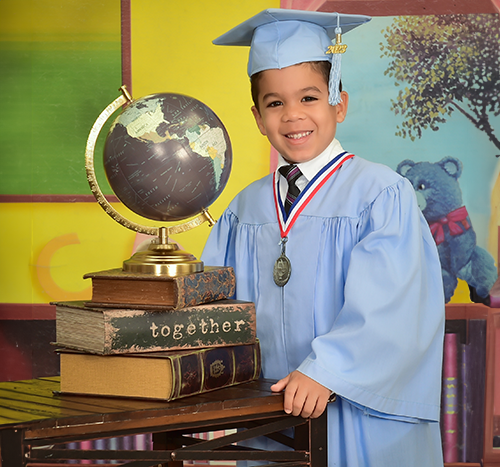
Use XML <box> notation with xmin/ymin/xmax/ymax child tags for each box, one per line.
<box><xmin>201</xmin><ymin>155</ymin><xmax>445</xmax><ymax>466</ymax></box>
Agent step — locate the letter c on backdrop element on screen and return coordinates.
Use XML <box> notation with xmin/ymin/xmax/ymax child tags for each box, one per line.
<box><xmin>36</xmin><ymin>233</ymin><xmax>91</xmax><ymax>300</ymax></box>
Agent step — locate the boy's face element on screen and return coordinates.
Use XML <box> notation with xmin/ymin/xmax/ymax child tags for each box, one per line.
<box><xmin>251</xmin><ymin>63</ymin><xmax>348</xmax><ymax>164</ymax></box>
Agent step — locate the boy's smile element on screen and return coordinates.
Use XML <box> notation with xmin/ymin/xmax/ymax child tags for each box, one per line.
<box><xmin>251</xmin><ymin>63</ymin><xmax>348</xmax><ymax>164</ymax></box>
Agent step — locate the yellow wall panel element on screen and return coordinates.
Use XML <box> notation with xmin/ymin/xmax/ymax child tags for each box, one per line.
<box><xmin>0</xmin><ymin>0</ymin><xmax>119</xmax><ymax>40</ymax></box>
<box><xmin>0</xmin><ymin>203</ymin><xmax>136</xmax><ymax>303</ymax></box>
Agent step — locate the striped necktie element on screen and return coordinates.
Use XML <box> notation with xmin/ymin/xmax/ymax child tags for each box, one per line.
<box><xmin>279</xmin><ymin>164</ymin><xmax>302</xmax><ymax>216</ymax></box>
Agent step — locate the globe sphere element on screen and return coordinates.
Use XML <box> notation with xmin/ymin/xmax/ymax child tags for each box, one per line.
<box><xmin>103</xmin><ymin>93</ymin><xmax>232</xmax><ymax>222</ymax></box>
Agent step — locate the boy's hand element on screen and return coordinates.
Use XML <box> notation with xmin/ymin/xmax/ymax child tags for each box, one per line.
<box><xmin>270</xmin><ymin>371</ymin><xmax>332</xmax><ymax>419</ymax></box>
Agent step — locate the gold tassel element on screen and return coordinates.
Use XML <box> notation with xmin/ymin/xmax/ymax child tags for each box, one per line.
<box><xmin>326</xmin><ymin>33</ymin><xmax>347</xmax><ymax>55</ymax></box>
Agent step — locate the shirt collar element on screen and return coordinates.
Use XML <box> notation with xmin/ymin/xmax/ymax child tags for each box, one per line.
<box><xmin>276</xmin><ymin>138</ymin><xmax>345</xmax><ymax>182</ymax></box>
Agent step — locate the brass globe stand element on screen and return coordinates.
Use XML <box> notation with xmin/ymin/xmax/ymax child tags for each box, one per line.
<box><xmin>122</xmin><ymin>226</ymin><xmax>206</xmax><ymax>276</ymax></box>
<box><xmin>85</xmin><ymin>86</ymin><xmax>216</xmax><ymax>276</ymax></box>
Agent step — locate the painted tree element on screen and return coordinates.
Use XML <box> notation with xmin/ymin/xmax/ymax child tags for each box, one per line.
<box><xmin>380</xmin><ymin>14</ymin><xmax>500</xmax><ymax>150</ymax></box>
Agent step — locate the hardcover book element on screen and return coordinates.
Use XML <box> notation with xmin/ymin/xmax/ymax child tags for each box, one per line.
<box><xmin>462</xmin><ymin>319</ymin><xmax>487</xmax><ymax>462</ymax></box>
<box><xmin>442</xmin><ymin>332</ymin><xmax>460</xmax><ymax>463</ymax></box>
<box><xmin>58</xmin><ymin>341</ymin><xmax>261</xmax><ymax>401</ymax></box>
<box><xmin>83</xmin><ymin>266</ymin><xmax>235</xmax><ymax>309</ymax></box>
<box><xmin>440</xmin><ymin>317</ymin><xmax>487</xmax><ymax>463</ymax></box>
<box><xmin>53</xmin><ymin>299</ymin><xmax>256</xmax><ymax>355</ymax></box>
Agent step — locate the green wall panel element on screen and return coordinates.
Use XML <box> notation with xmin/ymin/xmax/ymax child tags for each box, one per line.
<box><xmin>1</xmin><ymin>43</ymin><xmax>120</xmax><ymax>195</ymax></box>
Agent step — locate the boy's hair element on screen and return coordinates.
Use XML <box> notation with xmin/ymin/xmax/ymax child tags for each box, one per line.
<box><xmin>250</xmin><ymin>60</ymin><xmax>341</xmax><ymax>111</ymax></box>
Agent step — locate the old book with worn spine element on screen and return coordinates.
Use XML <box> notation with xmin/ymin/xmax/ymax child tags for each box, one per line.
<box><xmin>83</xmin><ymin>266</ymin><xmax>235</xmax><ymax>309</ymax></box>
<box><xmin>53</xmin><ymin>299</ymin><xmax>256</xmax><ymax>355</ymax></box>
<box><xmin>58</xmin><ymin>341</ymin><xmax>261</xmax><ymax>401</ymax></box>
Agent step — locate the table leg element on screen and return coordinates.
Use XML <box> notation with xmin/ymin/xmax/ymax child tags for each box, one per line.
<box><xmin>0</xmin><ymin>428</ymin><xmax>24</xmax><ymax>467</ymax></box>
<box><xmin>152</xmin><ymin>432</ymin><xmax>183</xmax><ymax>467</ymax></box>
<box><xmin>294</xmin><ymin>412</ymin><xmax>328</xmax><ymax>467</ymax></box>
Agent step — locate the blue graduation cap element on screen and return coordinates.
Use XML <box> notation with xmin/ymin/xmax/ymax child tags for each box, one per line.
<box><xmin>213</xmin><ymin>9</ymin><xmax>371</xmax><ymax>105</ymax></box>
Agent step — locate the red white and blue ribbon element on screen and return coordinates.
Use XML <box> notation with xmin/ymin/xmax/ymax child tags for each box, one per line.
<box><xmin>273</xmin><ymin>151</ymin><xmax>354</xmax><ymax>238</ymax></box>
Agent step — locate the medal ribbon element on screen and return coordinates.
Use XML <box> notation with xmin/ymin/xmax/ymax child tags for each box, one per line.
<box><xmin>273</xmin><ymin>152</ymin><xmax>354</xmax><ymax>238</ymax></box>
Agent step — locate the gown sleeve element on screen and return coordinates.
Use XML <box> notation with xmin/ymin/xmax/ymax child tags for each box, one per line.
<box><xmin>297</xmin><ymin>178</ymin><xmax>445</xmax><ymax>421</ymax></box>
<box><xmin>201</xmin><ymin>208</ymin><xmax>238</xmax><ymax>270</ymax></box>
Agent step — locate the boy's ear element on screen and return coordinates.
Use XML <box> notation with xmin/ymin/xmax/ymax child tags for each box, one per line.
<box><xmin>336</xmin><ymin>91</ymin><xmax>349</xmax><ymax>123</ymax></box>
<box><xmin>251</xmin><ymin>106</ymin><xmax>267</xmax><ymax>136</ymax></box>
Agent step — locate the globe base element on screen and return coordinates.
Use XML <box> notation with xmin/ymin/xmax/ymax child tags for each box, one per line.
<box><xmin>123</xmin><ymin>241</ymin><xmax>203</xmax><ymax>277</ymax></box>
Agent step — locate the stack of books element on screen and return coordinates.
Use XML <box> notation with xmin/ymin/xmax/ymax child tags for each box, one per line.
<box><xmin>53</xmin><ymin>266</ymin><xmax>261</xmax><ymax>401</ymax></box>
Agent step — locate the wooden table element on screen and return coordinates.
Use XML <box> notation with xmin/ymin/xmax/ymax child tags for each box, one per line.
<box><xmin>0</xmin><ymin>377</ymin><xmax>327</xmax><ymax>466</ymax></box>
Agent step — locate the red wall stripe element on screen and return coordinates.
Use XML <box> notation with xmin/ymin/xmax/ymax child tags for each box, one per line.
<box><xmin>0</xmin><ymin>303</ymin><xmax>56</xmax><ymax>320</ymax></box>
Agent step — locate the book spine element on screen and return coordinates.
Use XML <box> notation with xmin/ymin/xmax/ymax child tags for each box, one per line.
<box><xmin>79</xmin><ymin>440</ymin><xmax>92</xmax><ymax>464</ymax></box>
<box><xmin>442</xmin><ymin>332</ymin><xmax>459</xmax><ymax>463</ymax></box>
<box><xmin>169</xmin><ymin>341</ymin><xmax>261</xmax><ymax>401</ymax></box>
<box><xmin>97</xmin><ymin>301</ymin><xmax>256</xmax><ymax>354</ymax></box>
<box><xmin>463</xmin><ymin>319</ymin><xmax>486</xmax><ymax>462</ymax></box>
<box><xmin>460</xmin><ymin>338</ymin><xmax>466</xmax><ymax>463</ymax></box>
<box><xmin>174</xmin><ymin>267</ymin><xmax>236</xmax><ymax>309</ymax></box>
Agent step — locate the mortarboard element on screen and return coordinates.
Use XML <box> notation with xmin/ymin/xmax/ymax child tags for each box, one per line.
<box><xmin>213</xmin><ymin>9</ymin><xmax>371</xmax><ymax>105</ymax></box>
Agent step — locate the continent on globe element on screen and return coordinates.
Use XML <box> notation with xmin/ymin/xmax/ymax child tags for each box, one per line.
<box><xmin>103</xmin><ymin>93</ymin><xmax>232</xmax><ymax>222</ymax></box>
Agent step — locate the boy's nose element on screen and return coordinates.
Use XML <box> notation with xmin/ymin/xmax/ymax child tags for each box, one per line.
<box><xmin>282</xmin><ymin>103</ymin><xmax>305</xmax><ymax>122</ymax></box>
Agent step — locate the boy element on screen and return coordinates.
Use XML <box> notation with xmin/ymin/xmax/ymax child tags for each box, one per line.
<box><xmin>202</xmin><ymin>9</ymin><xmax>445</xmax><ymax>466</ymax></box>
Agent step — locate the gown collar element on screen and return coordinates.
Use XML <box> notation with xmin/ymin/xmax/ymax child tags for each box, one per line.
<box><xmin>276</xmin><ymin>138</ymin><xmax>346</xmax><ymax>183</ymax></box>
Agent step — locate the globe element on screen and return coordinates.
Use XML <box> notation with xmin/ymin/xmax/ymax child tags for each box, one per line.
<box><xmin>103</xmin><ymin>92</ymin><xmax>232</xmax><ymax>222</ymax></box>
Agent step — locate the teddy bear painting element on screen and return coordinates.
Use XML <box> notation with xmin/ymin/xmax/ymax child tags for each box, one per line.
<box><xmin>397</xmin><ymin>156</ymin><xmax>497</xmax><ymax>303</ymax></box>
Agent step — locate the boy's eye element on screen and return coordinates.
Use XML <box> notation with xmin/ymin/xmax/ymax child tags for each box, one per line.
<box><xmin>302</xmin><ymin>96</ymin><xmax>318</xmax><ymax>102</ymax></box>
<box><xmin>267</xmin><ymin>100</ymin><xmax>283</xmax><ymax>108</ymax></box>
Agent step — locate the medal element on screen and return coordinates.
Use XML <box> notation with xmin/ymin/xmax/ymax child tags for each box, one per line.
<box><xmin>273</xmin><ymin>237</ymin><xmax>291</xmax><ymax>286</ymax></box>
<box><xmin>272</xmin><ymin>151</ymin><xmax>354</xmax><ymax>287</ymax></box>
